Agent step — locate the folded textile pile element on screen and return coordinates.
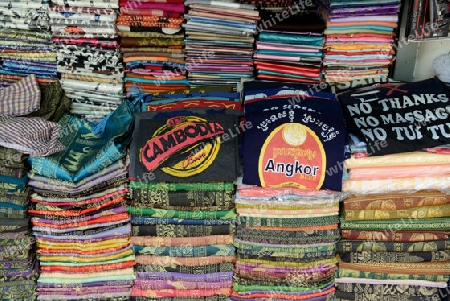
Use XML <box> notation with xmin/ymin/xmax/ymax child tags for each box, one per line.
<box><xmin>231</xmin><ymin>182</ymin><xmax>342</xmax><ymax>301</ymax></box>
<box><xmin>334</xmin><ymin>78</ymin><xmax>450</xmax><ymax>300</ymax></box>
<box><xmin>0</xmin><ymin>74</ymin><xmax>70</xmax><ymax>300</ymax></box>
<box><xmin>50</xmin><ymin>0</ymin><xmax>124</xmax><ymax>120</ymax></box>
<box><xmin>0</xmin><ymin>146</ymin><xmax>35</xmax><ymax>301</ymax></box>
<box><xmin>183</xmin><ymin>0</ymin><xmax>259</xmax><ymax>89</ymax></box>
<box><xmin>254</xmin><ymin>1</ymin><xmax>326</xmax><ymax>83</ymax></box>
<box><xmin>0</xmin><ymin>0</ymin><xmax>57</xmax><ymax>88</ymax></box>
<box><xmin>119</xmin><ymin>0</ymin><xmax>188</xmax><ymax>97</ymax></box>
<box><xmin>27</xmin><ymin>100</ymin><xmax>138</xmax><ymax>301</ymax></box>
<box><xmin>140</xmin><ymin>84</ymin><xmax>242</xmax><ymax>113</ymax></box>
<box><xmin>128</xmin><ymin>103</ymin><xmax>242</xmax><ymax>300</ymax></box>
<box><xmin>231</xmin><ymin>81</ymin><xmax>347</xmax><ymax>300</ymax></box>
<box><xmin>0</xmin><ymin>218</ymin><xmax>37</xmax><ymax>300</ymax></box>
<box><xmin>317</xmin><ymin>0</ymin><xmax>401</xmax><ymax>84</ymax></box>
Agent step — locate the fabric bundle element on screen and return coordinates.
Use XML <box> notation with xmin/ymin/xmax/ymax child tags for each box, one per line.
<box><xmin>0</xmin><ymin>74</ymin><xmax>70</xmax><ymax>300</ymax></box>
<box><xmin>0</xmin><ymin>144</ymin><xmax>35</xmax><ymax>301</ymax></box>
<box><xmin>0</xmin><ymin>0</ymin><xmax>57</xmax><ymax>88</ymax></box>
<box><xmin>128</xmin><ymin>101</ymin><xmax>242</xmax><ymax>300</ymax></box>
<box><xmin>119</xmin><ymin>0</ymin><xmax>188</xmax><ymax>97</ymax></box>
<box><xmin>253</xmin><ymin>1</ymin><xmax>326</xmax><ymax>83</ymax></box>
<box><xmin>334</xmin><ymin>78</ymin><xmax>450</xmax><ymax>300</ymax></box>
<box><xmin>231</xmin><ymin>181</ymin><xmax>342</xmax><ymax>301</ymax></box>
<box><xmin>50</xmin><ymin>0</ymin><xmax>124</xmax><ymax>120</ymax></box>
<box><xmin>183</xmin><ymin>0</ymin><xmax>259</xmax><ymax>89</ymax></box>
<box><xmin>317</xmin><ymin>0</ymin><xmax>401</xmax><ymax>84</ymax></box>
<box><xmin>27</xmin><ymin>100</ymin><xmax>138</xmax><ymax>301</ymax></box>
<box><xmin>232</xmin><ymin>81</ymin><xmax>347</xmax><ymax>300</ymax></box>
<box><xmin>139</xmin><ymin>84</ymin><xmax>242</xmax><ymax>113</ymax></box>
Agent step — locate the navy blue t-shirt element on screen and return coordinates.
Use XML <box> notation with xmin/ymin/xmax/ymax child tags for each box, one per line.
<box><xmin>242</xmin><ymin>96</ymin><xmax>346</xmax><ymax>191</ymax></box>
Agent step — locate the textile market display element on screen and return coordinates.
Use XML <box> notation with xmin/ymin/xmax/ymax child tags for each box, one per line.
<box><xmin>50</xmin><ymin>1</ymin><xmax>124</xmax><ymax>120</ymax></box>
<box><xmin>231</xmin><ymin>81</ymin><xmax>346</xmax><ymax>300</ymax></box>
<box><xmin>28</xmin><ymin>101</ymin><xmax>138</xmax><ymax>301</ymax></box>
<box><xmin>183</xmin><ymin>0</ymin><xmax>259</xmax><ymax>89</ymax></box>
<box><xmin>317</xmin><ymin>0</ymin><xmax>401</xmax><ymax>84</ymax></box>
<box><xmin>0</xmin><ymin>0</ymin><xmax>58</xmax><ymax>88</ymax></box>
<box><xmin>128</xmin><ymin>102</ymin><xmax>242</xmax><ymax>300</ymax></box>
<box><xmin>333</xmin><ymin>77</ymin><xmax>450</xmax><ymax>300</ymax></box>
<box><xmin>119</xmin><ymin>0</ymin><xmax>188</xmax><ymax>97</ymax></box>
<box><xmin>254</xmin><ymin>1</ymin><xmax>326</xmax><ymax>83</ymax></box>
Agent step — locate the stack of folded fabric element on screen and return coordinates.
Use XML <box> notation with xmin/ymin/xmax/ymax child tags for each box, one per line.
<box><xmin>128</xmin><ymin>103</ymin><xmax>242</xmax><ymax>300</ymax></box>
<box><xmin>183</xmin><ymin>0</ymin><xmax>259</xmax><ymax>89</ymax></box>
<box><xmin>317</xmin><ymin>0</ymin><xmax>401</xmax><ymax>84</ymax></box>
<box><xmin>139</xmin><ymin>84</ymin><xmax>242</xmax><ymax>113</ymax></box>
<box><xmin>27</xmin><ymin>100</ymin><xmax>138</xmax><ymax>301</ymax></box>
<box><xmin>0</xmin><ymin>0</ymin><xmax>57</xmax><ymax>88</ymax></box>
<box><xmin>0</xmin><ymin>73</ymin><xmax>70</xmax><ymax>300</ymax></box>
<box><xmin>231</xmin><ymin>81</ymin><xmax>347</xmax><ymax>300</ymax></box>
<box><xmin>49</xmin><ymin>0</ymin><xmax>124</xmax><ymax>120</ymax></box>
<box><xmin>253</xmin><ymin>1</ymin><xmax>326</xmax><ymax>83</ymax></box>
<box><xmin>0</xmin><ymin>217</ymin><xmax>37</xmax><ymax>300</ymax></box>
<box><xmin>334</xmin><ymin>77</ymin><xmax>450</xmax><ymax>300</ymax></box>
<box><xmin>232</xmin><ymin>182</ymin><xmax>343</xmax><ymax>301</ymax></box>
<box><xmin>0</xmin><ymin>145</ymin><xmax>35</xmax><ymax>301</ymax></box>
<box><xmin>118</xmin><ymin>0</ymin><xmax>188</xmax><ymax>97</ymax></box>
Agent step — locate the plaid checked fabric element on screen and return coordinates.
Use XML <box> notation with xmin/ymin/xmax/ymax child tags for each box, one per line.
<box><xmin>0</xmin><ymin>115</ymin><xmax>65</xmax><ymax>156</ymax></box>
<box><xmin>0</xmin><ymin>74</ymin><xmax>41</xmax><ymax>116</ymax></box>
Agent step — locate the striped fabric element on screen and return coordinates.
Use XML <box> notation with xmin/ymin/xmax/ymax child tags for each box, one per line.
<box><xmin>0</xmin><ymin>74</ymin><xmax>40</xmax><ymax>116</ymax></box>
<box><xmin>0</xmin><ymin>115</ymin><xmax>64</xmax><ymax>156</ymax></box>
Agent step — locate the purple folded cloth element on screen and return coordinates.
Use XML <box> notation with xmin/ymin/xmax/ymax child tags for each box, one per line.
<box><xmin>330</xmin><ymin>4</ymin><xmax>400</xmax><ymax>15</ymax></box>
<box><xmin>136</xmin><ymin>271</ymin><xmax>233</xmax><ymax>282</ymax></box>
<box><xmin>36</xmin><ymin>280</ymin><xmax>134</xmax><ymax>288</ymax></box>
<box><xmin>134</xmin><ymin>279</ymin><xmax>233</xmax><ymax>290</ymax></box>
<box><xmin>31</xmin><ymin>218</ymin><xmax>131</xmax><ymax>234</ymax></box>
<box><xmin>28</xmin><ymin>169</ymin><xmax>127</xmax><ymax>193</ymax></box>
<box><xmin>0</xmin><ymin>229</ymin><xmax>29</xmax><ymax>239</ymax></box>
<box><xmin>329</xmin><ymin>15</ymin><xmax>398</xmax><ymax>23</ymax></box>
<box><xmin>36</xmin><ymin>291</ymin><xmax>131</xmax><ymax>300</ymax></box>
<box><xmin>33</xmin><ymin>224</ymin><xmax>130</xmax><ymax>241</ymax></box>
<box><xmin>0</xmin><ymin>265</ymin><xmax>37</xmax><ymax>277</ymax></box>
<box><xmin>35</xmin><ymin>233</ymin><xmax>130</xmax><ymax>244</ymax></box>
<box><xmin>235</xmin><ymin>263</ymin><xmax>333</xmax><ymax>273</ymax></box>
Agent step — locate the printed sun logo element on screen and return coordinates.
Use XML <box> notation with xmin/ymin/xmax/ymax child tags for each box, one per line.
<box><xmin>140</xmin><ymin>116</ymin><xmax>225</xmax><ymax>177</ymax></box>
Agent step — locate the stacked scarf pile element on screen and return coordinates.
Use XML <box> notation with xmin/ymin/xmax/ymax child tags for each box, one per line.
<box><xmin>0</xmin><ymin>145</ymin><xmax>35</xmax><ymax>300</ymax></box>
<box><xmin>183</xmin><ymin>0</ymin><xmax>259</xmax><ymax>89</ymax></box>
<box><xmin>49</xmin><ymin>0</ymin><xmax>124</xmax><ymax>120</ymax></box>
<box><xmin>253</xmin><ymin>1</ymin><xmax>326</xmax><ymax>83</ymax></box>
<box><xmin>0</xmin><ymin>74</ymin><xmax>70</xmax><ymax>300</ymax></box>
<box><xmin>119</xmin><ymin>0</ymin><xmax>188</xmax><ymax>97</ymax></box>
<box><xmin>232</xmin><ymin>81</ymin><xmax>347</xmax><ymax>300</ymax></box>
<box><xmin>334</xmin><ymin>78</ymin><xmax>450</xmax><ymax>300</ymax></box>
<box><xmin>0</xmin><ymin>0</ymin><xmax>57</xmax><ymax>88</ymax></box>
<box><xmin>128</xmin><ymin>99</ymin><xmax>243</xmax><ymax>300</ymax></box>
<box><xmin>231</xmin><ymin>182</ymin><xmax>342</xmax><ymax>301</ymax></box>
<box><xmin>27</xmin><ymin>100</ymin><xmax>138</xmax><ymax>301</ymax></box>
<box><xmin>317</xmin><ymin>0</ymin><xmax>401</xmax><ymax>84</ymax></box>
